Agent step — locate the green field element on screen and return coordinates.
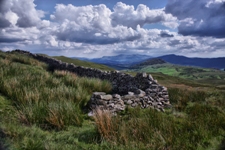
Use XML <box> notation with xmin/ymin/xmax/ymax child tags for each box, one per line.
<box><xmin>132</xmin><ymin>63</ymin><xmax>225</xmax><ymax>87</ymax></box>
<box><xmin>1</xmin><ymin>51</ymin><xmax>225</xmax><ymax>150</ymax></box>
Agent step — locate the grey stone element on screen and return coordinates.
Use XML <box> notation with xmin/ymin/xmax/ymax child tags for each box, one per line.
<box><xmin>100</xmin><ymin>95</ymin><xmax>113</xmax><ymax>100</ymax></box>
<box><xmin>123</xmin><ymin>95</ymin><xmax>135</xmax><ymax>100</ymax></box>
<box><xmin>131</xmin><ymin>103</ymin><xmax>138</xmax><ymax>107</ymax></box>
<box><xmin>113</xmin><ymin>94</ymin><xmax>121</xmax><ymax>99</ymax></box>
<box><xmin>126</xmin><ymin>100</ymin><xmax>133</xmax><ymax>105</ymax></box>
<box><xmin>128</xmin><ymin>92</ymin><xmax>134</xmax><ymax>95</ymax></box>
<box><xmin>93</xmin><ymin>92</ymin><xmax>106</xmax><ymax>96</ymax></box>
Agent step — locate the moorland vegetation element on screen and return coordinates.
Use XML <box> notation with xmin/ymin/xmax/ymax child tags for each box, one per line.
<box><xmin>0</xmin><ymin>50</ymin><xmax>225</xmax><ymax>150</ymax></box>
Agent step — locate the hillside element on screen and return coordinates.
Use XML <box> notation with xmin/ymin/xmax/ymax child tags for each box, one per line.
<box><xmin>131</xmin><ymin>58</ymin><xmax>166</xmax><ymax>68</ymax></box>
<box><xmin>1</xmin><ymin>50</ymin><xmax>225</xmax><ymax>149</ymax></box>
<box><xmin>53</xmin><ymin>56</ymin><xmax>114</xmax><ymax>71</ymax></box>
<box><xmin>131</xmin><ymin>63</ymin><xmax>225</xmax><ymax>87</ymax></box>
<box><xmin>158</xmin><ymin>54</ymin><xmax>225</xmax><ymax>69</ymax></box>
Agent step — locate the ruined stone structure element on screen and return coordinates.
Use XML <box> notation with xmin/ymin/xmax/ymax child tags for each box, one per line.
<box><xmin>88</xmin><ymin>84</ymin><xmax>170</xmax><ymax>115</ymax></box>
<box><xmin>11</xmin><ymin>50</ymin><xmax>171</xmax><ymax>113</ymax></box>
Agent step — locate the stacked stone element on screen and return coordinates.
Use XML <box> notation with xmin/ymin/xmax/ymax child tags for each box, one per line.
<box><xmin>88</xmin><ymin>87</ymin><xmax>171</xmax><ymax>115</ymax></box>
<box><xmin>88</xmin><ymin>92</ymin><xmax>125</xmax><ymax>115</ymax></box>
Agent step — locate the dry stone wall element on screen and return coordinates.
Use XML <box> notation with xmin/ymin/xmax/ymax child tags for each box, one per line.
<box><xmin>11</xmin><ymin>50</ymin><xmax>171</xmax><ymax>113</ymax></box>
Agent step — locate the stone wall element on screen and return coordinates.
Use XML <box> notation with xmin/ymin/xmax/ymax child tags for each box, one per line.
<box><xmin>11</xmin><ymin>50</ymin><xmax>171</xmax><ymax>113</ymax></box>
<box><xmin>88</xmin><ymin>86</ymin><xmax>170</xmax><ymax>115</ymax></box>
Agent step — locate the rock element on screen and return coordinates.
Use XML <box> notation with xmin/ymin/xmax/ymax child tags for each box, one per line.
<box><xmin>126</xmin><ymin>100</ymin><xmax>133</xmax><ymax>105</ymax></box>
<box><xmin>113</xmin><ymin>94</ymin><xmax>121</xmax><ymax>99</ymax></box>
<box><xmin>100</xmin><ymin>94</ymin><xmax>113</xmax><ymax>100</ymax></box>
<box><xmin>148</xmin><ymin>74</ymin><xmax>154</xmax><ymax>80</ymax></box>
<box><xmin>128</xmin><ymin>92</ymin><xmax>134</xmax><ymax>95</ymax></box>
<box><xmin>93</xmin><ymin>92</ymin><xmax>106</xmax><ymax>96</ymax></box>
<box><xmin>96</xmin><ymin>100</ymin><xmax>106</xmax><ymax>105</ymax></box>
<box><xmin>134</xmin><ymin>89</ymin><xmax>145</xmax><ymax>95</ymax></box>
<box><xmin>131</xmin><ymin>103</ymin><xmax>138</xmax><ymax>107</ymax></box>
<box><xmin>157</xmin><ymin>98</ymin><xmax>164</xmax><ymax>102</ymax></box>
<box><xmin>134</xmin><ymin>98</ymin><xmax>141</xmax><ymax>102</ymax></box>
<box><xmin>123</xmin><ymin>95</ymin><xmax>135</xmax><ymax>100</ymax></box>
<box><xmin>108</xmin><ymin>103</ymin><xmax>115</xmax><ymax>108</ymax></box>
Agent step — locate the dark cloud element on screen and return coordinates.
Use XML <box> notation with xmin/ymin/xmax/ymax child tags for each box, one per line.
<box><xmin>169</xmin><ymin>40</ymin><xmax>181</xmax><ymax>46</ymax></box>
<box><xmin>160</xmin><ymin>31</ymin><xmax>174</xmax><ymax>38</ymax></box>
<box><xmin>0</xmin><ymin>37</ymin><xmax>26</xmax><ymax>43</ymax></box>
<box><xmin>0</xmin><ymin>0</ymin><xmax>11</xmax><ymax>28</ymax></box>
<box><xmin>0</xmin><ymin>17</ymin><xmax>10</xmax><ymax>28</ymax></box>
<box><xmin>16</xmin><ymin>17</ymin><xmax>37</xmax><ymax>28</ymax></box>
<box><xmin>56</xmin><ymin>30</ymin><xmax>142</xmax><ymax>45</ymax></box>
<box><xmin>165</xmin><ymin>0</ymin><xmax>225</xmax><ymax>38</ymax></box>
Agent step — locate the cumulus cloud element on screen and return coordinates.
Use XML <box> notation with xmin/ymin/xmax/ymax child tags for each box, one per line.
<box><xmin>0</xmin><ymin>0</ymin><xmax>225</xmax><ymax>58</ymax></box>
<box><xmin>111</xmin><ymin>2</ymin><xmax>177</xmax><ymax>29</ymax></box>
<box><xmin>165</xmin><ymin>0</ymin><xmax>225</xmax><ymax>38</ymax></box>
<box><xmin>0</xmin><ymin>0</ymin><xmax>44</xmax><ymax>28</ymax></box>
<box><xmin>49</xmin><ymin>2</ymin><xmax>179</xmax><ymax>45</ymax></box>
<box><xmin>51</xmin><ymin>3</ymin><xmax>143</xmax><ymax>44</ymax></box>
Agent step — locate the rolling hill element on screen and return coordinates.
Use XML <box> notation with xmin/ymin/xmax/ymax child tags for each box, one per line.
<box><xmin>131</xmin><ymin>58</ymin><xmax>166</xmax><ymax>68</ymax></box>
<box><xmin>74</xmin><ymin>54</ymin><xmax>225</xmax><ymax>70</ymax></box>
<box><xmin>158</xmin><ymin>54</ymin><xmax>225</xmax><ymax>69</ymax></box>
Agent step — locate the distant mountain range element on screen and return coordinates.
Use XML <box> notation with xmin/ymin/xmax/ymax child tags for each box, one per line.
<box><xmin>157</xmin><ymin>54</ymin><xmax>225</xmax><ymax>69</ymax></box>
<box><xmin>73</xmin><ymin>54</ymin><xmax>152</xmax><ymax>70</ymax></box>
<box><xmin>73</xmin><ymin>54</ymin><xmax>225</xmax><ymax>70</ymax></box>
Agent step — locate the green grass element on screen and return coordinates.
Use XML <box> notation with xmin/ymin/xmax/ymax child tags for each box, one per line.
<box><xmin>1</xmin><ymin>50</ymin><xmax>225</xmax><ymax>149</ymax></box>
<box><xmin>133</xmin><ymin>63</ymin><xmax>225</xmax><ymax>87</ymax></box>
<box><xmin>53</xmin><ymin>56</ymin><xmax>114</xmax><ymax>71</ymax></box>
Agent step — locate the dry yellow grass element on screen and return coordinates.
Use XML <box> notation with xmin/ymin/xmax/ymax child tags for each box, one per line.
<box><xmin>93</xmin><ymin>108</ymin><xmax>114</xmax><ymax>140</ymax></box>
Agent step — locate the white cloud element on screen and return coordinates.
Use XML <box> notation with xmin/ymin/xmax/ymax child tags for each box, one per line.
<box><xmin>0</xmin><ymin>0</ymin><xmax>44</xmax><ymax>28</ymax></box>
<box><xmin>111</xmin><ymin>2</ymin><xmax>177</xmax><ymax>29</ymax></box>
<box><xmin>5</xmin><ymin>10</ymin><xmax>19</xmax><ymax>26</ymax></box>
<box><xmin>51</xmin><ymin>3</ymin><xmax>142</xmax><ymax>44</ymax></box>
<box><xmin>0</xmin><ymin>0</ymin><xmax>225</xmax><ymax>58</ymax></box>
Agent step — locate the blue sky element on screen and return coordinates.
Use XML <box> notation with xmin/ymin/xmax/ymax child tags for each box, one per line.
<box><xmin>0</xmin><ymin>0</ymin><xmax>225</xmax><ymax>58</ymax></box>
<box><xmin>35</xmin><ymin>0</ymin><xmax>167</xmax><ymax>12</ymax></box>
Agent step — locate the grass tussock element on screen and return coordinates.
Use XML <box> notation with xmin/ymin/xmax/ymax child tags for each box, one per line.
<box><xmin>93</xmin><ymin>108</ymin><xmax>115</xmax><ymax>140</ymax></box>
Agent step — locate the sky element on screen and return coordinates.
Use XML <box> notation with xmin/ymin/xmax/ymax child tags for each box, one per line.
<box><xmin>0</xmin><ymin>0</ymin><xmax>225</xmax><ymax>58</ymax></box>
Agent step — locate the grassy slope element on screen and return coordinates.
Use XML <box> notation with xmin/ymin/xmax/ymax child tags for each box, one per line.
<box><xmin>0</xmin><ymin>51</ymin><xmax>225</xmax><ymax>150</ymax></box>
<box><xmin>0</xmin><ymin>51</ymin><xmax>112</xmax><ymax>149</ymax></box>
<box><xmin>53</xmin><ymin>56</ymin><xmax>114</xmax><ymax>71</ymax></box>
<box><xmin>134</xmin><ymin>63</ymin><xmax>225</xmax><ymax>87</ymax></box>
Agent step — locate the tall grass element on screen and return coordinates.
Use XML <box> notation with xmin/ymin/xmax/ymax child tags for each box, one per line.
<box><xmin>93</xmin><ymin>108</ymin><xmax>115</xmax><ymax>140</ymax></box>
<box><xmin>0</xmin><ymin>52</ymin><xmax>112</xmax><ymax>130</ymax></box>
<box><xmin>93</xmin><ymin>87</ymin><xmax>225</xmax><ymax>150</ymax></box>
